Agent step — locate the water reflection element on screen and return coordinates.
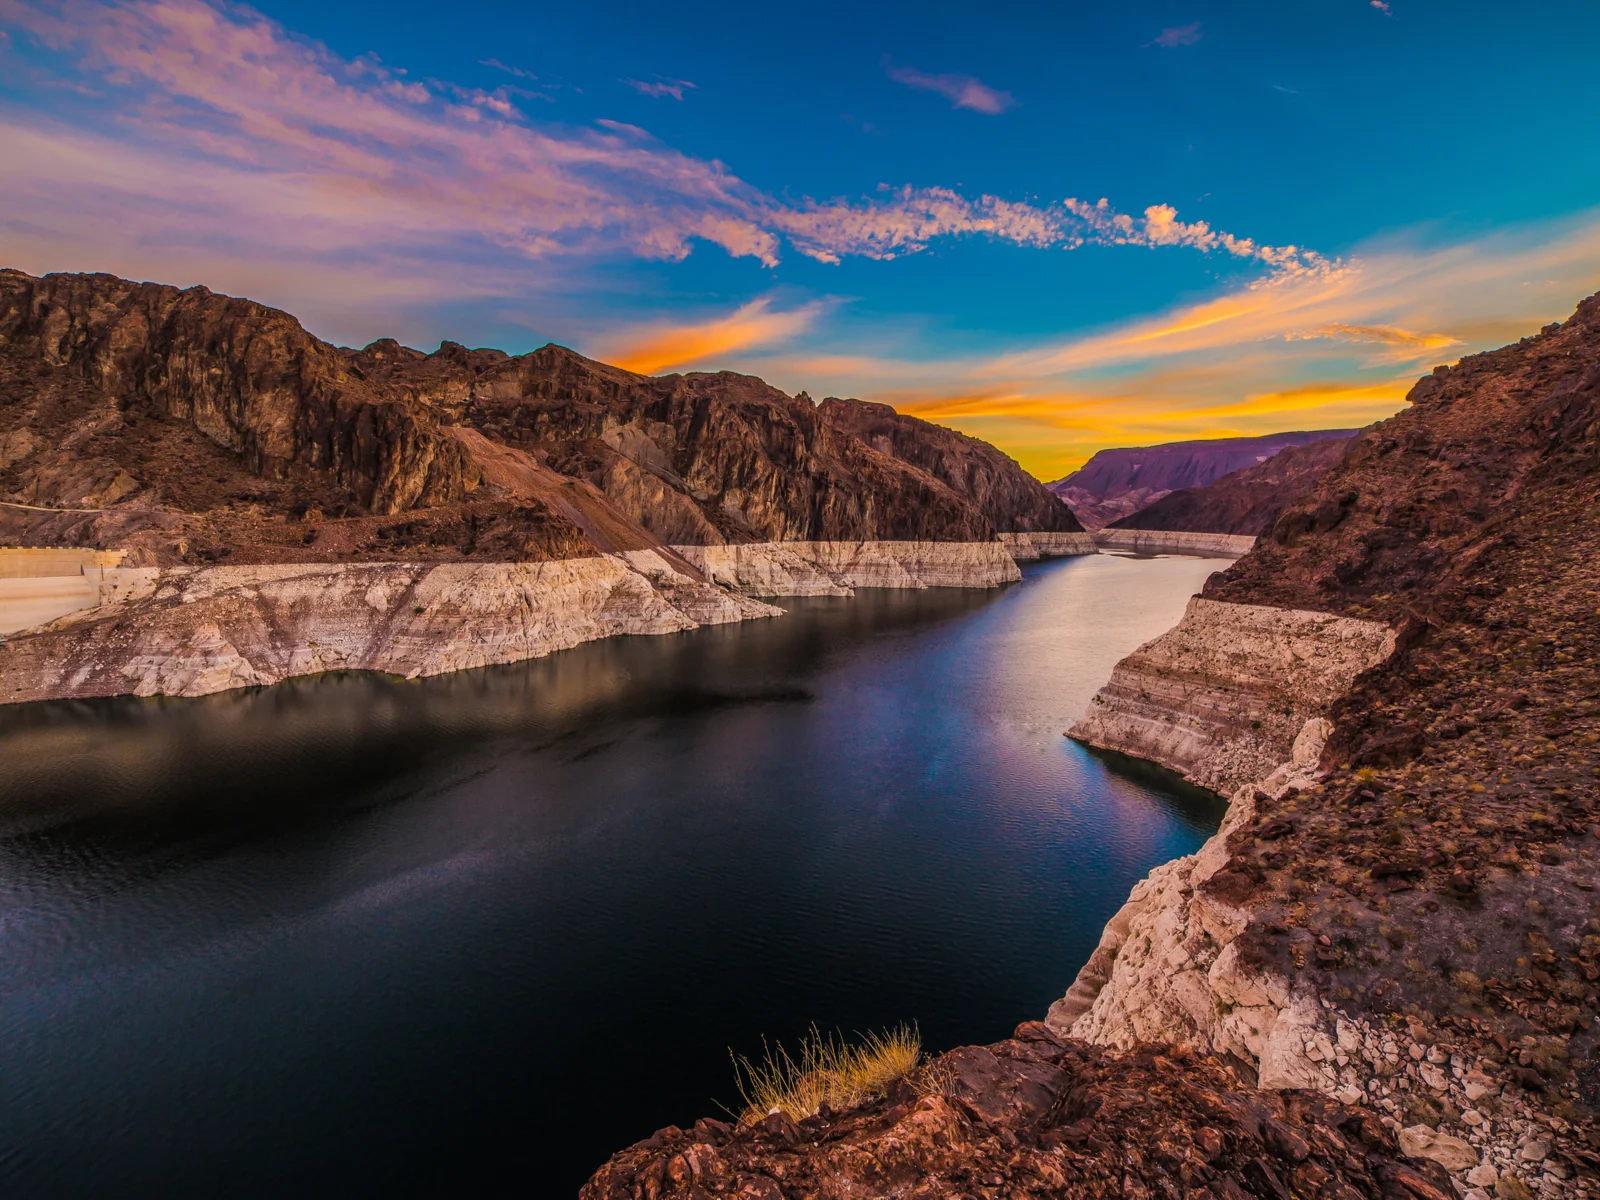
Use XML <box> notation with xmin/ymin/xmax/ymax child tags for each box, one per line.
<box><xmin>0</xmin><ymin>554</ymin><xmax>1224</xmax><ymax>1197</ymax></box>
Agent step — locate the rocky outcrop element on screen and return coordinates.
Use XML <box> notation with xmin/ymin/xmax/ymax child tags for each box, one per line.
<box><xmin>1092</xmin><ymin>529</ymin><xmax>1256</xmax><ymax>557</ymax></box>
<box><xmin>1050</xmin><ymin>429</ymin><xmax>1357</xmax><ymax>529</ymax></box>
<box><xmin>1067</xmin><ymin>597</ymin><xmax>1395</xmax><ymax>794</ymax></box>
<box><xmin>583</xmin><ymin>1020</ymin><xmax>1456</xmax><ymax>1200</ymax></box>
<box><xmin>1050</xmin><ymin>719</ymin><xmax>1337</xmax><ymax>1083</ymax></box>
<box><xmin>0</xmin><ymin>538</ymin><xmax>1041</xmax><ymax>702</ymax></box>
<box><xmin>0</xmin><ymin>555</ymin><xmax>782</xmax><ymax>703</ymax></box>
<box><xmin>1109</xmin><ymin>436</ymin><xmax>1354</xmax><ymax>536</ymax></box>
<box><xmin>0</xmin><ymin>269</ymin><xmax>1078</xmax><ymax>568</ymax></box>
<box><xmin>995</xmin><ymin>530</ymin><xmax>1098</xmax><ymax>560</ymax></box>
<box><xmin>816</xmin><ymin>397</ymin><xmax>1082</xmax><ymax>535</ymax></box>
<box><xmin>672</xmin><ymin>539</ymin><xmax>1025</xmax><ymax>596</ymax></box>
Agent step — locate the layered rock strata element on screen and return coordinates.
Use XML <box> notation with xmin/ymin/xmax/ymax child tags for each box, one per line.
<box><xmin>995</xmin><ymin>530</ymin><xmax>1098</xmax><ymax>561</ymax></box>
<box><xmin>1092</xmin><ymin>529</ymin><xmax>1256</xmax><ymax>557</ymax></box>
<box><xmin>1067</xmin><ymin>597</ymin><xmax>1396</xmax><ymax>795</ymax></box>
<box><xmin>0</xmin><ymin>555</ymin><xmax>780</xmax><ymax>702</ymax></box>
<box><xmin>1053</xmin><ymin>293</ymin><xmax>1600</xmax><ymax>1199</ymax></box>
<box><xmin>671</xmin><ymin>539</ymin><xmax>1025</xmax><ymax>596</ymax></box>
<box><xmin>0</xmin><ymin>539</ymin><xmax>1040</xmax><ymax>703</ymax></box>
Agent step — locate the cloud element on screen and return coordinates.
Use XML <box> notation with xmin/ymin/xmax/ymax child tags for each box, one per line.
<box><xmin>481</xmin><ymin>57</ymin><xmax>535</xmax><ymax>80</ymax></box>
<box><xmin>885</xmin><ymin>63</ymin><xmax>1015</xmax><ymax>114</ymax></box>
<box><xmin>1145</xmin><ymin>22</ymin><xmax>1202</xmax><ymax>49</ymax></box>
<box><xmin>735</xmin><ymin>208</ymin><xmax>1600</xmax><ymax>480</ymax></box>
<box><xmin>1371</xmin><ymin>1</ymin><xmax>1393</xmax><ymax>15</ymax></box>
<box><xmin>0</xmin><ymin>0</ymin><xmax>1322</xmax><ymax>291</ymax></box>
<box><xmin>604</xmin><ymin>298</ymin><xmax>827</xmax><ymax>375</ymax></box>
<box><xmin>623</xmin><ymin>76</ymin><xmax>696</xmax><ymax>101</ymax></box>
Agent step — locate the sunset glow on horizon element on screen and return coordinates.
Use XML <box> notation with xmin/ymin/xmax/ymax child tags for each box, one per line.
<box><xmin>3</xmin><ymin>0</ymin><xmax>1598</xmax><ymax>480</ymax></box>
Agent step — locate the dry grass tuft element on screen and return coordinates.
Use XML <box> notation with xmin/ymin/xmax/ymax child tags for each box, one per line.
<box><xmin>731</xmin><ymin>1024</ymin><xmax>922</xmax><ymax>1122</ymax></box>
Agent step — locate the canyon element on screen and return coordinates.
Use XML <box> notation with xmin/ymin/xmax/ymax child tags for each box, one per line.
<box><xmin>0</xmin><ymin>269</ymin><xmax>1090</xmax><ymax>703</ymax></box>
<box><xmin>586</xmin><ymin>295</ymin><xmax>1600</xmax><ymax>1198</ymax></box>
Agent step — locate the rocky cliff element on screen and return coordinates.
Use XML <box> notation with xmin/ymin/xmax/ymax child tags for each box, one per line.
<box><xmin>0</xmin><ymin>269</ymin><xmax>1077</xmax><ymax>567</ymax></box>
<box><xmin>1059</xmin><ymin>293</ymin><xmax>1600</xmax><ymax>1199</ymax></box>
<box><xmin>583</xmin><ymin>1020</ymin><xmax>1457</xmax><ymax>1200</ymax></box>
<box><xmin>1108</xmin><ymin>435</ymin><xmax>1355</xmax><ymax>536</ymax></box>
<box><xmin>581</xmin><ymin>294</ymin><xmax>1600</xmax><ymax>1198</ymax></box>
<box><xmin>1050</xmin><ymin>428</ymin><xmax>1357</xmax><ymax>529</ymax></box>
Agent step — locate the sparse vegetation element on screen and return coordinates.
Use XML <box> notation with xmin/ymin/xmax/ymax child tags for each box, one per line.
<box><xmin>730</xmin><ymin>1024</ymin><xmax>921</xmax><ymax>1122</ymax></box>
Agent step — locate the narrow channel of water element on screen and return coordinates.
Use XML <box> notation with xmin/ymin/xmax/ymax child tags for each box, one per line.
<box><xmin>0</xmin><ymin>552</ymin><xmax>1225</xmax><ymax>1196</ymax></box>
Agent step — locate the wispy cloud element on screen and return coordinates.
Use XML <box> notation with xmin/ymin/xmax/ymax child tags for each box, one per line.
<box><xmin>0</xmin><ymin>0</ymin><xmax>1319</xmax><ymax>292</ymax></box>
<box><xmin>885</xmin><ymin>62</ymin><xmax>1015</xmax><ymax>114</ymax></box>
<box><xmin>1145</xmin><ymin>22</ymin><xmax>1202</xmax><ymax>49</ymax></box>
<box><xmin>604</xmin><ymin>298</ymin><xmax>827</xmax><ymax>375</ymax></box>
<box><xmin>732</xmin><ymin>210</ymin><xmax>1600</xmax><ymax>480</ymax></box>
<box><xmin>481</xmin><ymin>57</ymin><xmax>535</xmax><ymax>80</ymax></box>
<box><xmin>1370</xmin><ymin>1</ymin><xmax>1393</xmax><ymax>15</ymax></box>
<box><xmin>623</xmin><ymin>76</ymin><xmax>696</xmax><ymax>101</ymax></box>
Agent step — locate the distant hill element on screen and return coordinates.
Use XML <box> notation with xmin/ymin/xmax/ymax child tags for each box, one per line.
<box><xmin>1049</xmin><ymin>429</ymin><xmax>1358</xmax><ymax>529</ymax></box>
<box><xmin>1107</xmin><ymin>435</ymin><xmax>1354</xmax><ymax>536</ymax></box>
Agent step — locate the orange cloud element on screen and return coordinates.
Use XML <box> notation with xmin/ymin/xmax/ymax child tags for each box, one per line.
<box><xmin>605</xmin><ymin>299</ymin><xmax>825</xmax><ymax>375</ymax></box>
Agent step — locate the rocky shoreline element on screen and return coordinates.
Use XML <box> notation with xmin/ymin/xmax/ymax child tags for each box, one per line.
<box><xmin>0</xmin><ymin>538</ymin><xmax>1075</xmax><ymax>704</ymax></box>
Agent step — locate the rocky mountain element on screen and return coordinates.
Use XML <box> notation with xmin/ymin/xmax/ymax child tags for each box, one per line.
<box><xmin>1062</xmin><ymin>293</ymin><xmax>1600</xmax><ymax>1197</ymax></box>
<box><xmin>1051</xmin><ymin>428</ymin><xmax>1358</xmax><ymax>529</ymax></box>
<box><xmin>1107</xmin><ymin>434</ymin><xmax>1354</xmax><ymax>536</ymax></box>
<box><xmin>0</xmin><ymin>269</ymin><xmax>1078</xmax><ymax>567</ymax></box>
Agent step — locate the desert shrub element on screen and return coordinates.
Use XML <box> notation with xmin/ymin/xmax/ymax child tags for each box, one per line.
<box><xmin>731</xmin><ymin>1024</ymin><xmax>921</xmax><ymax>1122</ymax></box>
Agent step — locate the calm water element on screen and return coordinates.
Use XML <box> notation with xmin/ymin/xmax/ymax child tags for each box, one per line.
<box><xmin>0</xmin><ymin>552</ymin><xmax>1224</xmax><ymax>1196</ymax></box>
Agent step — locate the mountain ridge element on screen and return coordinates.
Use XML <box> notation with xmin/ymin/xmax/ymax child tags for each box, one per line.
<box><xmin>0</xmin><ymin>268</ymin><xmax>1079</xmax><ymax>567</ymax></box>
<box><xmin>1051</xmin><ymin>428</ymin><xmax>1359</xmax><ymax>529</ymax></box>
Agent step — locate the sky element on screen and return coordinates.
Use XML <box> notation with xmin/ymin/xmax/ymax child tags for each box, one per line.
<box><xmin>2</xmin><ymin>1</ymin><xmax>1599</xmax><ymax>480</ymax></box>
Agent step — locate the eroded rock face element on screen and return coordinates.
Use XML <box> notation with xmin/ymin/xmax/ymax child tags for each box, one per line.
<box><xmin>0</xmin><ymin>556</ymin><xmax>781</xmax><ymax>702</ymax></box>
<box><xmin>1091</xmin><ymin>529</ymin><xmax>1256</xmax><ymax>557</ymax></box>
<box><xmin>1067</xmin><ymin>597</ymin><xmax>1395</xmax><ymax>795</ymax></box>
<box><xmin>582</xmin><ymin>1022</ymin><xmax>1455</xmax><ymax>1200</ymax></box>
<box><xmin>1056</xmin><ymin>292</ymin><xmax>1600</xmax><ymax>1199</ymax></box>
<box><xmin>815</xmin><ymin>397</ymin><xmax>1082</xmax><ymax>535</ymax></box>
<box><xmin>0</xmin><ymin>269</ymin><xmax>1078</xmax><ymax>567</ymax></box>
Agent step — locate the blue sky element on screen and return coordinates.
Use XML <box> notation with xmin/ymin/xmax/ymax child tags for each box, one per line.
<box><xmin>3</xmin><ymin>0</ymin><xmax>1599</xmax><ymax>477</ymax></box>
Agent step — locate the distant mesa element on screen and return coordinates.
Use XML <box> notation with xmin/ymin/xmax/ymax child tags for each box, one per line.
<box><xmin>1107</xmin><ymin>434</ymin><xmax>1356</xmax><ymax>537</ymax></box>
<box><xmin>1050</xmin><ymin>428</ymin><xmax>1358</xmax><ymax>530</ymax></box>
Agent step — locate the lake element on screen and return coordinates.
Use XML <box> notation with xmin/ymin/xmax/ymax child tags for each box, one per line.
<box><xmin>0</xmin><ymin>551</ymin><xmax>1225</xmax><ymax>1196</ymax></box>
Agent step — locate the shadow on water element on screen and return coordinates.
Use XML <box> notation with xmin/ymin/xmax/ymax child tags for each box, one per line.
<box><xmin>1085</xmin><ymin>745</ymin><xmax>1228</xmax><ymax>829</ymax></box>
<box><xmin>0</xmin><ymin>553</ymin><xmax>1223</xmax><ymax>1197</ymax></box>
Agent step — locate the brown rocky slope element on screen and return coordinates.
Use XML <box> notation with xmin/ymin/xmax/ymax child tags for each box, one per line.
<box><xmin>583</xmin><ymin>1022</ymin><xmax>1457</xmax><ymax>1200</ymax></box>
<box><xmin>1109</xmin><ymin>434</ymin><xmax>1355</xmax><ymax>537</ymax></box>
<box><xmin>1061</xmin><ymin>293</ymin><xmax>1600</xmax><ymax>1198</ymax></box>
<box><xmin>0</xmin><ymin>269</ymin><xmax>1078</xmax><ymax>567</ymax></box>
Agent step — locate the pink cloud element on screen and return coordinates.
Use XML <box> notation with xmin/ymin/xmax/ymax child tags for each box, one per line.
<box><xmin>0</xmin><ymin>0</ymin><xmax>1328</xmax><ymax>316</ymax></box>
<box><xmin>1145</xmin><ymin>22</ymin><xmax>1202</xmax><ymax>48</ymax></box>
<box><xmin>885</xmin><ymin>63</ymin><xmax>1015</xmax><ymax>115</ymax></box>
<box><xmin>1371</xmin><ymin>2</ymin><xmax>1393</xmax><ymax>14</ymax></box>
<box><xmin>623</xmin><ymin>76</ymin><xmax>695</xmax><ymax>101</ymax></box>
